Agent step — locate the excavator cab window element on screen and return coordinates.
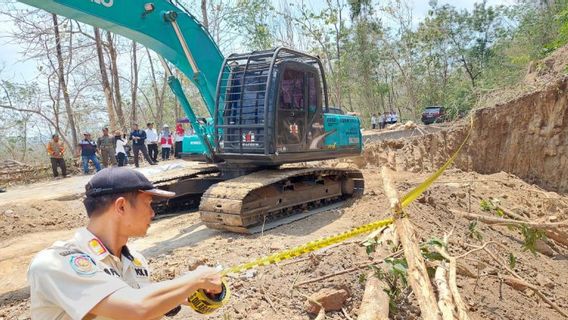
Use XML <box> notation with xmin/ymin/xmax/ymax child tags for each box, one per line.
<box><xmin>277</xmin><ymin>68</ymin><xmax>306</xmax><ymax>151</ymax></box>
<box><xmin>306</xmin><ymin>72</ymin><xmax>325</xmax><ymax>150</ymax></box>
<box><xmin>276</xmin><ymin>65</ymin><xmax>323</xmax><ymax>152</ymax></box>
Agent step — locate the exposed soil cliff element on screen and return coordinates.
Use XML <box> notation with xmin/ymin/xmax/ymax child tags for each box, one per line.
<box><xmin>361</xmin><ymin>76</ymin><xmax>568</xmax><ymax>194</ymax></box>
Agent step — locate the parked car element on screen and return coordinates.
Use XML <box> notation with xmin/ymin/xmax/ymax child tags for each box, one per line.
<box><xmin>421</xmin><ymin>106</ymin><xmax>446</xmax><ymax>124</ymax></box>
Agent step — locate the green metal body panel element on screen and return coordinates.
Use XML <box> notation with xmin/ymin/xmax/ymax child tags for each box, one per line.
<box><xmin>183</xmin><ymin>118</ymin><xmax>214</xmax><ymax>155</ymax></box>
<box><xmin>323</xmin><ymin>114</ymin><xmax>363</xmax><ymax>151</ymax></box>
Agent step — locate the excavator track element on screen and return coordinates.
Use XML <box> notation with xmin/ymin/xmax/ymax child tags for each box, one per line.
<box><xmin>150</xmin><ymin>164</ymin><xmax>219</xmax><ymax>185</ymax></box>
<box><xmin>150</xmin><ymin>164</ymin><xmax>221</xmax><ymax>214</ymax></box>
<box><xmin>199</xmin><ymin>168</ymin><xmax>364</xmax><ymax>233</ymax></box>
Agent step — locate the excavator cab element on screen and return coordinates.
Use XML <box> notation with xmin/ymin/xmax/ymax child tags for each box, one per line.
<box><xmin>214</xmin><ymin>47</ymin><xmax>362</xmax><ymax>166</ymax></box>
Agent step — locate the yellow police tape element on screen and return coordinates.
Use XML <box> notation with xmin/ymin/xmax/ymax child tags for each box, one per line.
<box><xmin>188</xmin><ymin>116</ymin><xmax>474</xmax><ymax>314</ymax></box>
<box><xmin>223</xmin><ymin>116</ymin><xmax>473</xmax><ymax>275</ymax></box>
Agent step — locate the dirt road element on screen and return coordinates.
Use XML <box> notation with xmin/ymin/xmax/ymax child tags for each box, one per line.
<box><xmin>0</xmin><ymin>160</ymin><xmax>202</xmax><ymax>206</ymax></box>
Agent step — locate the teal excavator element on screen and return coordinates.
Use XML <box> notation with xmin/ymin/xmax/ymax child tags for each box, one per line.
<box><xmin>19</xmin><ymin>0</ymin><xmax>364</xmax><ymax>233</ymax></box>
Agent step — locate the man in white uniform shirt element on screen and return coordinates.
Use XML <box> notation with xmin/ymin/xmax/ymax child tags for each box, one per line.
<box><xmin>145</xmin><ymin>122</ymin><xmax>159</xmax><ymax>163</ymax></box>
<box><xmin>28</xmin><ymin>167</ymin><xmax>222</xmax><ymax>319</ymax></box>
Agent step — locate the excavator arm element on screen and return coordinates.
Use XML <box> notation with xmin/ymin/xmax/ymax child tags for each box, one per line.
<box><xmin>18</xmin><ymin>0</ymin><xmax>224</xmax><ymax>159</ymax></box>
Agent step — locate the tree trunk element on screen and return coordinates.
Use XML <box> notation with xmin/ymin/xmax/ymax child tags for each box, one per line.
<box><xmin>94</xmin><ymin>27</ymin><xmax>117</xmax><ymax>130</ymax></box>
<box><xmin>52</xmin><ymin>14</ymin><xmax>78</xmax><ymax>153</ymax></box>
<box><xmin>131</xmin><ymin>40</ymin><xmax>139</xmax><ymax>126</ymax></box>
<box><xmin>106</xmin><ymin>31</ymin><xmax>126</xmax><ymax>131</ymax></box>
<box><xmin>146</xmin><ymin>49</ymin><xmax>166</xmax><ymax>128</ymax></box>
<box><xmin>201</xmin><ymin>0</ymin><xmax>209</xmax><ymax>30</ymax></box>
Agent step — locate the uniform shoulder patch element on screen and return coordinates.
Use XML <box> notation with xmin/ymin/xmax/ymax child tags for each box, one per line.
<box><xmin>88</xmin><ymin>238</ymin><xmax>108</xmax><ymax>255</ymax></box>
<box><xmin>69</xmin><ymin>254</ymin><xmax>97</xmax><ymax>276</ymax></box>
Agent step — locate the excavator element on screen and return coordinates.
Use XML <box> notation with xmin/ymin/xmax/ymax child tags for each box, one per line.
<box><xmin>18</xmin><ymin>0</ymin><xmax>364</xmax><ymax>233</ymax></box>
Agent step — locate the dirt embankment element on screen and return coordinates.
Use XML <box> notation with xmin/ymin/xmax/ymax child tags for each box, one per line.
<box><xmin>470</xmin><ymin>78</ymin><xmax>568</xmax><ymax>193</ymax></box>
<box><xmin>361</xmin><ymin>76</ymin><xmax>568</xmax><ymax>194</ymax></box>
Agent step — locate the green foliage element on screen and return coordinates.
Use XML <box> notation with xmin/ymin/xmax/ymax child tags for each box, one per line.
<box><xmin>480</xmin><ymin>199</ymin><xmax>492</xmax><ymax>211</ymax></box>
<box><xmin>348</xmin><ymin>0</ymin><xmax>372</xmax><ymax>19</ymax></box>
<box><xmin>479</xmin><ymin>198</ymin><xmax>505</xmax><ymax>217</ymax></box>
<box><xmin>227</xmin><ymin>0</ymin><xmax>274</xmax><ymax>50</ymax></box>
<box><xmin>363</xmin><ymin>238</ymin><xmax>377</xmax><ymax>255</ymax></box>
<box><xmin>519</xmin><ymin>225</ymin><xmax>546</xmax><ymax>255</ymax></box>
<box><xmin>468</xmin><ymin>221</ymin><xmax>483</xmax><ymax>241</ymax></box>
<box><xmin>495</xmin><ymin>208</ymin><xmax>505</xmax><ymax>218</ymax></box>
<box><xmin>426</xmin><ymin>237</ymin><xmax>446</xmax><ymax>249</ymax></box>
<box><xmin>508</xmin><ymin>252</ymin><xmax>517</xmax><ymax>269</ymax></box>
<box><xmin>371</xmin><ymin>257</ymin><xmax>409</xmax><ymax>314</ymax></box>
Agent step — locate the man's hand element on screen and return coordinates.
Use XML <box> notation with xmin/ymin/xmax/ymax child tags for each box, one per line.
<box><xmin>192</xmin><ymin>265</ymin><xmax>222</xmax><ymax>294</ymax></box>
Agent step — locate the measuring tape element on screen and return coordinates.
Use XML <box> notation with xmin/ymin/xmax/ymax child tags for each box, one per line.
<box><xmin>188</xmin><ymin>117</ymin><xmax>474</xmax><ymax>314</ymax></box>
<box><xmin>188</xmin><ymin>280</ymin><xmax>230</xmax><ymax>314</ymax></box>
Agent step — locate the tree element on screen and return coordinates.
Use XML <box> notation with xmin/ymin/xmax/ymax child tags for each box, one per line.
<box><xmin>130</xmin><ymin>40</ymin><xmax>139</xmax><ymax>125</ymax></box>
<box><xmin>227</xmin><ymin>0</ymin><xmax>274</xmax><ymax>50</ymax></box>
<box><xmin>94</xmin><ymin>27</ymin><xmax>118</xmax><ymax>130</ymax></box>
<box><xmin>52</xmin><ymin>14</ymin><xmax>78</xmax><ymax>151</ymax></box>
<box><xmin>106</xmin><ymin>31</ymin><xmax>127</xmax><ymax>131</ymax></box>
<box><xmin>201</xmin><ymin>0</ymin><xmax>209</xmax><ymax>30</ymax></box>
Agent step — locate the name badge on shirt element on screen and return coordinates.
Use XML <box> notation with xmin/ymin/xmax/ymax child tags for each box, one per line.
<box><xmin>135</xmin><ymin>268</ymin><xmax>149</xmax><ymax>277</ymax></box>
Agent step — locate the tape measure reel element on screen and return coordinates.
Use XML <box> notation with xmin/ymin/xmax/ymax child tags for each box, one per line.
<box><xmin>188</xmin><ymin>280</ymin><xmax>230</xmax><ymax>315</ymax></box>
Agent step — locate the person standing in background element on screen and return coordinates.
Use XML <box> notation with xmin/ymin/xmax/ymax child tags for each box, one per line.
<box><xmin>174</xmin><ymin>123</ymin><xmax>185</xmax><ymax>159</ymax></box>
<box><xmin>47</xmin><ymin>134</ymin><xmax>67</xmax><ymax>178</ymax></box>
<box><xmin>145</xmin><ymin>122</ymin><xmax>159</xmax><ymax>163</ymax></box>
<box><xmin>114</xmin><ymin>130</ymin><xmax>128</xmax><ymax>167</ymax></box>
<box><xmin>97</xmin><ymin>128</ymin><xmax>116</xmax><ymax>168</ymax></box>
<box><xmin>77</xmin><ymin>133</ymin><xmax>102</xmax><ymax>174</ymax></box>
<box><xmin>129</xmin><ymin>124</ymin><xmax>156</xmax><ymax>168</ymax></box>
<box><xmin>386</xmin><ymin>112</ymin><xmax>393</xmax><ymax>125</ymax></box>
<box><xmin>371</xmin><ymin>114</ymin><xmax>377</xmax><ymax>130</ymax></box>
<box><xmin>392</xmin><ymin>111</ymin><xmax>399</xmax><ymax>124</ymax></box>
<box><xmin>159</xmin><ymin>124</ymin><xmax>173</xmax><ymax>160</ymax></box>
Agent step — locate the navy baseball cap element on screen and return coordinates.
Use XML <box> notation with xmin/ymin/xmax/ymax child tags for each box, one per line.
<box><xmin>85</xmin><ymin>167</ymin><xmax>175</xmax><ymax>198</ymax></box>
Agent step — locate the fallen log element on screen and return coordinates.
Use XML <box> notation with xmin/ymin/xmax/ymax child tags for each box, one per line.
<box><xmin>381</xmin><ymin>167</ymin><xmax>441</xmax><ymax>320</ymax></box>
<box><xmin>358</xmin><ymin>274</ymin><xmax>390</xmax><ymax>320</ymax></box>
<box><xmin>358</xmin><ymin>227</ymin><xmax>396</xmax><ymax>320</ymax></box>
<box><xmin>434</xmin><ymin>263</ymin><xmax>454</xmax><ymax>320</ymax></box>
<box><xmin>435</xmin><ymin>246</ymin><xmax>471</xmax><ymax>320</ymax></box>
